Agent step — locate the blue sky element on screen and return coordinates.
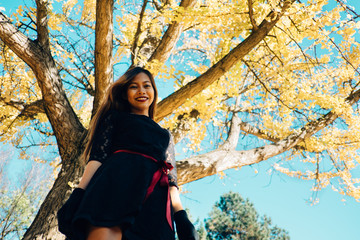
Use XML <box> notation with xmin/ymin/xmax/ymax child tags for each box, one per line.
<box><xmin>1</xmin><ymin>1</ymin><xmax>360</xmax><ymax>240</ymax></box>
<box><xmin>181</xmin><ymin>162</ymin><xmax>360</xmax><ymax>240</ymax></box>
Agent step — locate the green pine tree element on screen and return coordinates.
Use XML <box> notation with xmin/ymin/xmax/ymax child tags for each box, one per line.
<box><xmin>205</xmin><ymin>192</ymin><xmax>290</xmax><ymax>240</ymax></box>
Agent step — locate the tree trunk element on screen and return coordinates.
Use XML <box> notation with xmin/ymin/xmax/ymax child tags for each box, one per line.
<box><xmin>0</xmin><ymin>4</ymin><xmax>86</xmax><ymax>239</ymax></box>
<box><xmin>22</xmin><ymin>146</ymin><xmax>85</xmax><ymax>240</ymax></box>
<box><xmin>92</xmin><ymin>0</ymin><xmax>114</xmax><ymax>116</ymax></box>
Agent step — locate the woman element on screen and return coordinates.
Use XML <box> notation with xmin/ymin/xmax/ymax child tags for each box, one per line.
<box><xmin>58</xmin><ymin>67</ymin><xmax>198</xmax><ymax>240</ymax></box>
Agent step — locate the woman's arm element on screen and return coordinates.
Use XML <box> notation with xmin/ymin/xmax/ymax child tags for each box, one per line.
<box><xmin>78</xmin><ymin>160</ymin><xmax>102</xmax><ymax>190</ymax></box>
<box><xmin>170</xmin><ymin>186</ymin><xmax>199</xmax><ymax>240</ymax></box>
<box><xmin>170</xmin><ymin>186</ymin><xmax>183</xmax><ymax>213</ymax></box>
<box><xmin>79</xmin><ymin>112</ymin><xmax>115</xmax><ymax>190</ymax></box>
<box><xmin>58</xmin><ymin>161</ymin><xmax>102</xmax><ymax>237</ymax></box>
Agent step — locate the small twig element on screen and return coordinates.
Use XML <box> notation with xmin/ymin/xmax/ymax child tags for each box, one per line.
<box><xmin>247</xmin><ymin>0</ymin><xmax>258</xmax><ymax>31</ymax></box>
<box><xmin>131</xmin><ymin>0</ymin><xmax>149</xmax><ymax>65</ymax></box>
<box><xmin>243</xmin><ymin>60</ymin><xmax>308</xmax><ymax>119</ymax></box>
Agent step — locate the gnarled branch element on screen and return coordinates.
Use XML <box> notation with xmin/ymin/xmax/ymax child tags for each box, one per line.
<box><xmin>176</xmin><ymin>87</ymin><xmax>360</xmax><ymax>185</ymax></box>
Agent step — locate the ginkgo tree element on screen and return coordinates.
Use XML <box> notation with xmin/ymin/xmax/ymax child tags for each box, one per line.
<box><xmin>0</xmin><ymin>0</ymin><xmax>359</xmax><ymax>239</ymax></box>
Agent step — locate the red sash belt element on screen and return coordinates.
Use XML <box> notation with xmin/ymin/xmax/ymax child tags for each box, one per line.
<box><xmin>113</xmin><ymin>149</ymin><xmax>174</xmax><ymax>230</ymax></box>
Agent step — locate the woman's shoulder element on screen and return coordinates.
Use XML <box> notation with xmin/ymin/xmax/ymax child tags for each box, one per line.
<box><xmin>104</xmin><ymin>109</ymin><xmax>156</xmax><ymax>125</ymax></box>
<box><xmin>95</xmin><ymin>110</ymin><xmax>127</xmax><ymax>127</ymax></box>
<box><xmin>105</xmin><ymin>109</ymin><xmax>129</xmax><ymax>120</ymax></box>
<box><xmin>105</xmin><ymin>110</ymin><xmax>169</xmax><ymax>133</ymax></box>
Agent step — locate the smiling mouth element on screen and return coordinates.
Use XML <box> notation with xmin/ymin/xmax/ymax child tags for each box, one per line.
<box><xmin>135</xmin><ymin>97</ymin><xmax>148</xmax><ymax>102</ymax></box>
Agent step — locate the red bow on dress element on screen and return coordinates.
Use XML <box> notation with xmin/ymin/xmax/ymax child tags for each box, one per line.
<box><xmin>114</xmin><ymin>149</ymin><xmax>174</xmax><ymax>230</ymax></box>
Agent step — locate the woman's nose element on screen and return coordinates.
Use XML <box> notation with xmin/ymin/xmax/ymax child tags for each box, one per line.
<box><xmin>138</xmin><ymin>87</ymin><xmax>145</xmax><ymax>94</ymax></box>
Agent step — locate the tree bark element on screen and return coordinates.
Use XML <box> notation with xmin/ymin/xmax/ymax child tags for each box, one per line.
<box><xmin>22</xmin><ymin>148</ymin><xmax>85</xmax><ymax>240</ymax></box>
<box><xmin>146</xmin><ymin>0</ymin><xmax>198</xmax><ymax>66</ymax></box>
<box><xmin>0</xmin><ymin>10</ymin><xmax>85</xmax><ymax>157</ymax></box>
<box><xmin>92</xmin><ymin>0</ymin><xmax>114</xmax><ymax>116</ymax></box>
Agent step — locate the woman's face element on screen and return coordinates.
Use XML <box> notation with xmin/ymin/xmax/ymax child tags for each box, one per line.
<box><xmin>126</xmin><ymin>72</ymin><xmax>155</xmax><ymax>116</ymax></box>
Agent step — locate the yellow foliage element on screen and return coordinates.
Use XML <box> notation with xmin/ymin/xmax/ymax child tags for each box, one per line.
<box><xmin>82</xmin><ymin>0</ymin><xmax>96</xmax><ymax>22</ymax></box>
<box><xmin>2</xmin><ymin>0</ymin><xmax>360</xmax><ymax>201</ymax></box>
<box><xmin>218</xmin><ymin>171</ymin><xmax>226</xmax><ymax>180</ymax></box>
<box><xmin>48</xmin><ymin>13</ymin><xmax>63</xmax><ymax>31</ymax></box>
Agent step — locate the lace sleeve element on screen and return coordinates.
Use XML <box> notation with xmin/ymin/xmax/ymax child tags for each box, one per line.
<box><xmin>166</xmin><ymin>131</ymin><xmax>178</xmax><ymax>188</ymax></box>
<box><xmin>88</xmin><ymin>113</ymin><xmax>114</xmax><ymax>163</ymax></box>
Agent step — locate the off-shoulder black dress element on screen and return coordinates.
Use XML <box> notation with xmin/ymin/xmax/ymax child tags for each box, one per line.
<box><xmin>72</xmin><ymin>110</ymin><xmax>178</xmax><ymax>240</ymax></box>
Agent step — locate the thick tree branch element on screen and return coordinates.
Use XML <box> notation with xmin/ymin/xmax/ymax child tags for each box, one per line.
<box><xmin>238</xmin><ymin>120</ymin><xmax>280</xmax><ymax>142</ymax></box>
<box><xmin>1</xmin><ymin>12</ymin><xmax>86</xmax><ymax>239</ymax></box>
<box><xmin>0</xmin><ymin>13</ymin><xmax>43</xmax><ymax>69</ymax></box>
<box><xmin>0</xmin><ymin>12</ymin><xmax>85</xmax><ymax>150</ymax></box>
<box><xmin>221</xmin><ymin>97</ymin><xmax>242</xmax><ymax>150</ymax></box>
<box><xmin>0</xmin><ymin>98</ymin><xmax>45</xmax><ymax>118</ymax></box>
<box><xmin>93</xmin><ymin>0</ymin><xmax>114</xmax><ymax>116</ymax></box>
<box><xmin>19</xmin><ymin>100</ymin><xmax>46</xmax><ymax>118</ymax></box>
<box><xmin>176</xmin><ymin>87</ymin><xmax>360</xmax><ymax>185</ymax></box>
<box><xmin>155</xmin><ymin>0</ymin><xmax>295</xmax><ymax>122</ymax></box>
<box><xmin>146</xmin><ymin>0</ymin><xmax>197</xmax><ymax>66</ymax></box>
<box><xmin>35</xmin><ymin>0</ymin><xmax>51</xmax><ymax>53</ymax></box>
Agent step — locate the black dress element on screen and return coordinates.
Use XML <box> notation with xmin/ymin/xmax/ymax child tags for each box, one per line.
<box><xmin>72</xmin><ymin>110</ymin><xmax>178</xmax><ymax>240</ymax></box>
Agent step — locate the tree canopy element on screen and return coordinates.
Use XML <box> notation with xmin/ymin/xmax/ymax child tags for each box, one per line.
<box><xmin>0</xmin><ymin>0</ymin><xmax>359</xmax><ymax>239</ymax></box>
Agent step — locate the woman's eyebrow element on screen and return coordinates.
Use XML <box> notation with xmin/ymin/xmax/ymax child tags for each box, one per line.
<box><xmin>130</xmin><ymin>80</ymin><xmax>151</xmax><ymax>84</ymax></box>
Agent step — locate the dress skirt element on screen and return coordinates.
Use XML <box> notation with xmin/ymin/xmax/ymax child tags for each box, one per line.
<box><xmin>72</xmin><ymin>151</ymin><xmax>175</xmax><ymax>240</ymax></box>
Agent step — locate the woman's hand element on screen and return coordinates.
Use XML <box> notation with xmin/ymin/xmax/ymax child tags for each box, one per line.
<box><xmin>57</xmin><ymin>160</ymin><xmax>102</xmax><ymax>238</ymax></box>
<box><xmin>170</xmin><ymin>186</ymin><xmax>199</xmax><ymax>240</ymax></box>
<box><xmin>78</xmin><ymin>160</ymin><xmax>102</xmax><ymax>189</ymax></box>
<box><xmin>174</xmin><ymin>210</ymin><xmax>199</xmax><ymax>240</ymax></box>
<box><xmin>57</xmin><ymin>188</ymin><xmax>85</xmax><ymax>237</ymax></box>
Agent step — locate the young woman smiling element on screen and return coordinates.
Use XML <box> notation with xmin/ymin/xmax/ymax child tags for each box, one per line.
<box><xmin>57</xmin><ymin>67</ymin><xmax>198</xmax><ymax>240</ymax></box>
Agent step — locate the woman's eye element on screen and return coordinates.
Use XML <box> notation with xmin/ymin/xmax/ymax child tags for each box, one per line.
<box><xmin>129</xmin><ymin>85</ymin><xmax>137</xmax><ymax>89</ymax></box>
<box><xmin>145</xmin><ymin>84</ymin><xmax>152</xmax><ymax>88</ymax></box>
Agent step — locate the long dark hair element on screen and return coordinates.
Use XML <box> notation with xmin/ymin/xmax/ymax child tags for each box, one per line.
<box><xmin>81</xmin><ymin>67</ymin><xmax>158</xmax><ymax>163</ymax></box>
